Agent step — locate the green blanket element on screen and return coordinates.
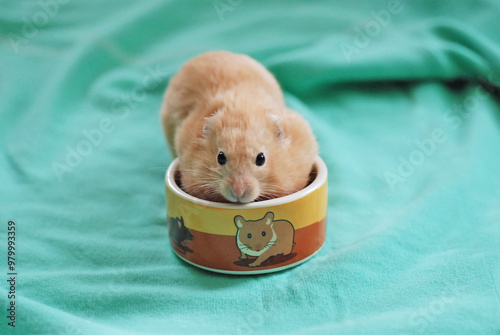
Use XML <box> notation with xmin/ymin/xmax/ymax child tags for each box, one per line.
<box><xmin>1</xmin><ymin>0</ymin><xmax>499</xmax><ymax>334</ymax></box>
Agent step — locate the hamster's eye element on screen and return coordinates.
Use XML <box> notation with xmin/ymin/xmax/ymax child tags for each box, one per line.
<box><xmin>261</xmin><ymin>231</ymin><xmax>266</xmax><ymax>237</ymax></box>
<box><xmin>217</xmin><ymin>151</ymin><xmax>227</xmax><ymax>165</ymax></box>
<box><xmin>255</xmin><ymin>152</ymin><xmax>265</xmax><ymax>166</ymax></box>
<box><xmin>247</xmin><ymin>233</ymin><xmax>252</xmax><ymax>239</ymax></box>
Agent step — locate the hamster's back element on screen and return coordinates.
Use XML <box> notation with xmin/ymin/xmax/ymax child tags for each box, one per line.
<box><xmin>171</xmin><ymin>51</ymin><xmax>283</xmax><ymax>100</ymax></box>
<box><xmin>161</xmin><ymin>51</ymin><xmax>285</xmax><ymax>151</ymax></box>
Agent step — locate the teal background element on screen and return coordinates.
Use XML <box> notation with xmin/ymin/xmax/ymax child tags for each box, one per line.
<box><xmin>1</xmin><ymin>0</ymin><xmax>499</xmax><ymax>334</ymax></box>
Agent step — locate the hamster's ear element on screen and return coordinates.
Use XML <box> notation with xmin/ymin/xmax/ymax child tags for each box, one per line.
<box><xmin>268</xmin><ymin>114</ymin><xmax>285</xmax><ymax>140</ymax></box>
<box><xmin>203</xmin><ymin>108</ymin><xmax>224</xmax><ymax>138</ymax></box>
<box><xmin>264</xmin><ymin>212</ymin><xmax>274</xmax><ymax>225</ymax></box>
<box><xmin>234</xmin><ymin>215</ymin><xmax>245</xmax><ymax>228</ymax></box>
<box><xmin>202</xmin><ymin>117</ymin><xmax>213</xmax><ymax>138</ymax></box>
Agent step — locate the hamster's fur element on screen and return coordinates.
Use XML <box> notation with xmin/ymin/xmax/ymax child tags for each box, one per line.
<box><xmin>161</xmin><ymin>51</ymin><xmax>318</xmax><ymax>203</ymax></box>
<box><xmin>234</xmin><ymin>212</ymin><xmax>295</xmax><ymax>267</ymax></box>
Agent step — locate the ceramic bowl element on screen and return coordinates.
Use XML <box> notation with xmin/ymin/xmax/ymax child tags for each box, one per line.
<box><xmin>165</xmin><ymin>156</ymin><xmax>328</xmax><ymax>275</ymax></box>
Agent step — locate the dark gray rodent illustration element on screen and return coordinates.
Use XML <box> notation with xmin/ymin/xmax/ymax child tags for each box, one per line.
<box><xmin>167</xmin><ymin>216</ymin><xmax>193</xmax><ymax>254</ymax></box>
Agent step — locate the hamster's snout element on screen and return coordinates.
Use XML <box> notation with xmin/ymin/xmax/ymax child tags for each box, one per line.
<box><xmin>223</xmin><ymin>175</ymin><xmax>259</xmax><ymax>203</ymax></box>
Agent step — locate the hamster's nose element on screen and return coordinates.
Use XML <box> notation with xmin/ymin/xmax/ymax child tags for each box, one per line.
<box><xmin>226</xmin><ymin>177</ymin><xmax>255</xmax><ymax>203</ymax></box>
<box><xmin>230</xmin><ymin>181</ymin><xmax>248</xmax><ymax>199</ymax></box>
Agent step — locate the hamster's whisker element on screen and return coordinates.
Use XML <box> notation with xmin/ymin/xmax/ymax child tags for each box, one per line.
<box><xmin>261</xmin><ymin>181</ymin><xmax>310</xmax><ymax>194</ymax></box>
<box><xmin>188</xmin><ymin>182</ymin><xmax>218</xmax><ymax>195</ymax></box>
<box><xmin>187</xmin><ymin>179</ymin><xmax>218</xmax><ymax>186</ymax></box>
<box><xmin>260</xmin><ymin>187</ymin><xmax>288</xmax><ymax>196</ymax></box>
<box><xmin>255</xmin><ymin>195</ymin><xmax>275</xmax><ymax>202</ymax></box>
<box><xmin>262</xmin><ymin>183</ymin><xmax>289</xmax><ymax>190</ymax></box>
<box><xmin>282</xmin><ymin>176</ymin><xmax>311</xmax><ymax>181</ymax></box>
<box><xmin>181</xmin><ymin>171</ymin><xmax>220</xmax><ymax>180</ymax></box>
<box><xmin>206</xmin><ymin>166</ymin><xmax>225</xmax><ymax>177</ymax></box>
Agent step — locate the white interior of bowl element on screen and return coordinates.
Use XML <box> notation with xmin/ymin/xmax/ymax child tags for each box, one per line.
<box><xmin>165</xmin><ymin>156</ymin><xmax>327</xmax><ymax>209</ymax></box>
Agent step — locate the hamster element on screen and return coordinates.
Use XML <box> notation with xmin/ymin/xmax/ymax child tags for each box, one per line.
<box><xmin>160</xmin><ymin>51</ymin><xmax>318</xmax><ymax>203</ymax></box>
<box><xmin>234</xmin><ymin>212</ymin><xmax>295</xmax><ymax>267</ymax></box>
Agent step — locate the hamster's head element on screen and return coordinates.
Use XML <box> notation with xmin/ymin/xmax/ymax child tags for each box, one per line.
<box><xmin>178</xmin><ymin>101</ymin><xmax>317</xmax><ymax>203</ymax></box>
<box><xmin>198</xmin><ymin>105</ymin><xmax>287</xmax><ymax>203</ymax></box>
<box><xmin>234</xmin><ymin>212</ymin><xmax>274</xmax><ymax>252</ymax></box>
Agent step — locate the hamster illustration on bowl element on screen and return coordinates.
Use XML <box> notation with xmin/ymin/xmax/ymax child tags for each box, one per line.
<box><xmin>234</xmin><ymin>212</ymin><xmax>295</xmax><ymax>267</ymax></box>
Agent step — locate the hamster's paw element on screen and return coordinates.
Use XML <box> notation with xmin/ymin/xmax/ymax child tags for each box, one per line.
<box><xmin>239</xmin><ymin>255</ymin><xmax>248</xmax><ymax>260</ymax></box>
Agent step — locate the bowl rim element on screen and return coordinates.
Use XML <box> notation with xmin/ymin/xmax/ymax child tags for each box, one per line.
<box><xmin>165</xmin><ymin>156</ymin><xmax>327</xmax><ymax>209</ymax></box>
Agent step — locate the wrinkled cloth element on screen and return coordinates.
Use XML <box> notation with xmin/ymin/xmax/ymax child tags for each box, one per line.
<box><xmin>1</xmin><ymin>0</ymin><xmax>499</xmax><ymax>334</ymax></box>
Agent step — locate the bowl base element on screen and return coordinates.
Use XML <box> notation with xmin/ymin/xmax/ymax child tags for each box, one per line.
<box><xmin>171</xmin><ymin>243</ymin><xmax>324</xmax><ymax>275</ymax></box>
